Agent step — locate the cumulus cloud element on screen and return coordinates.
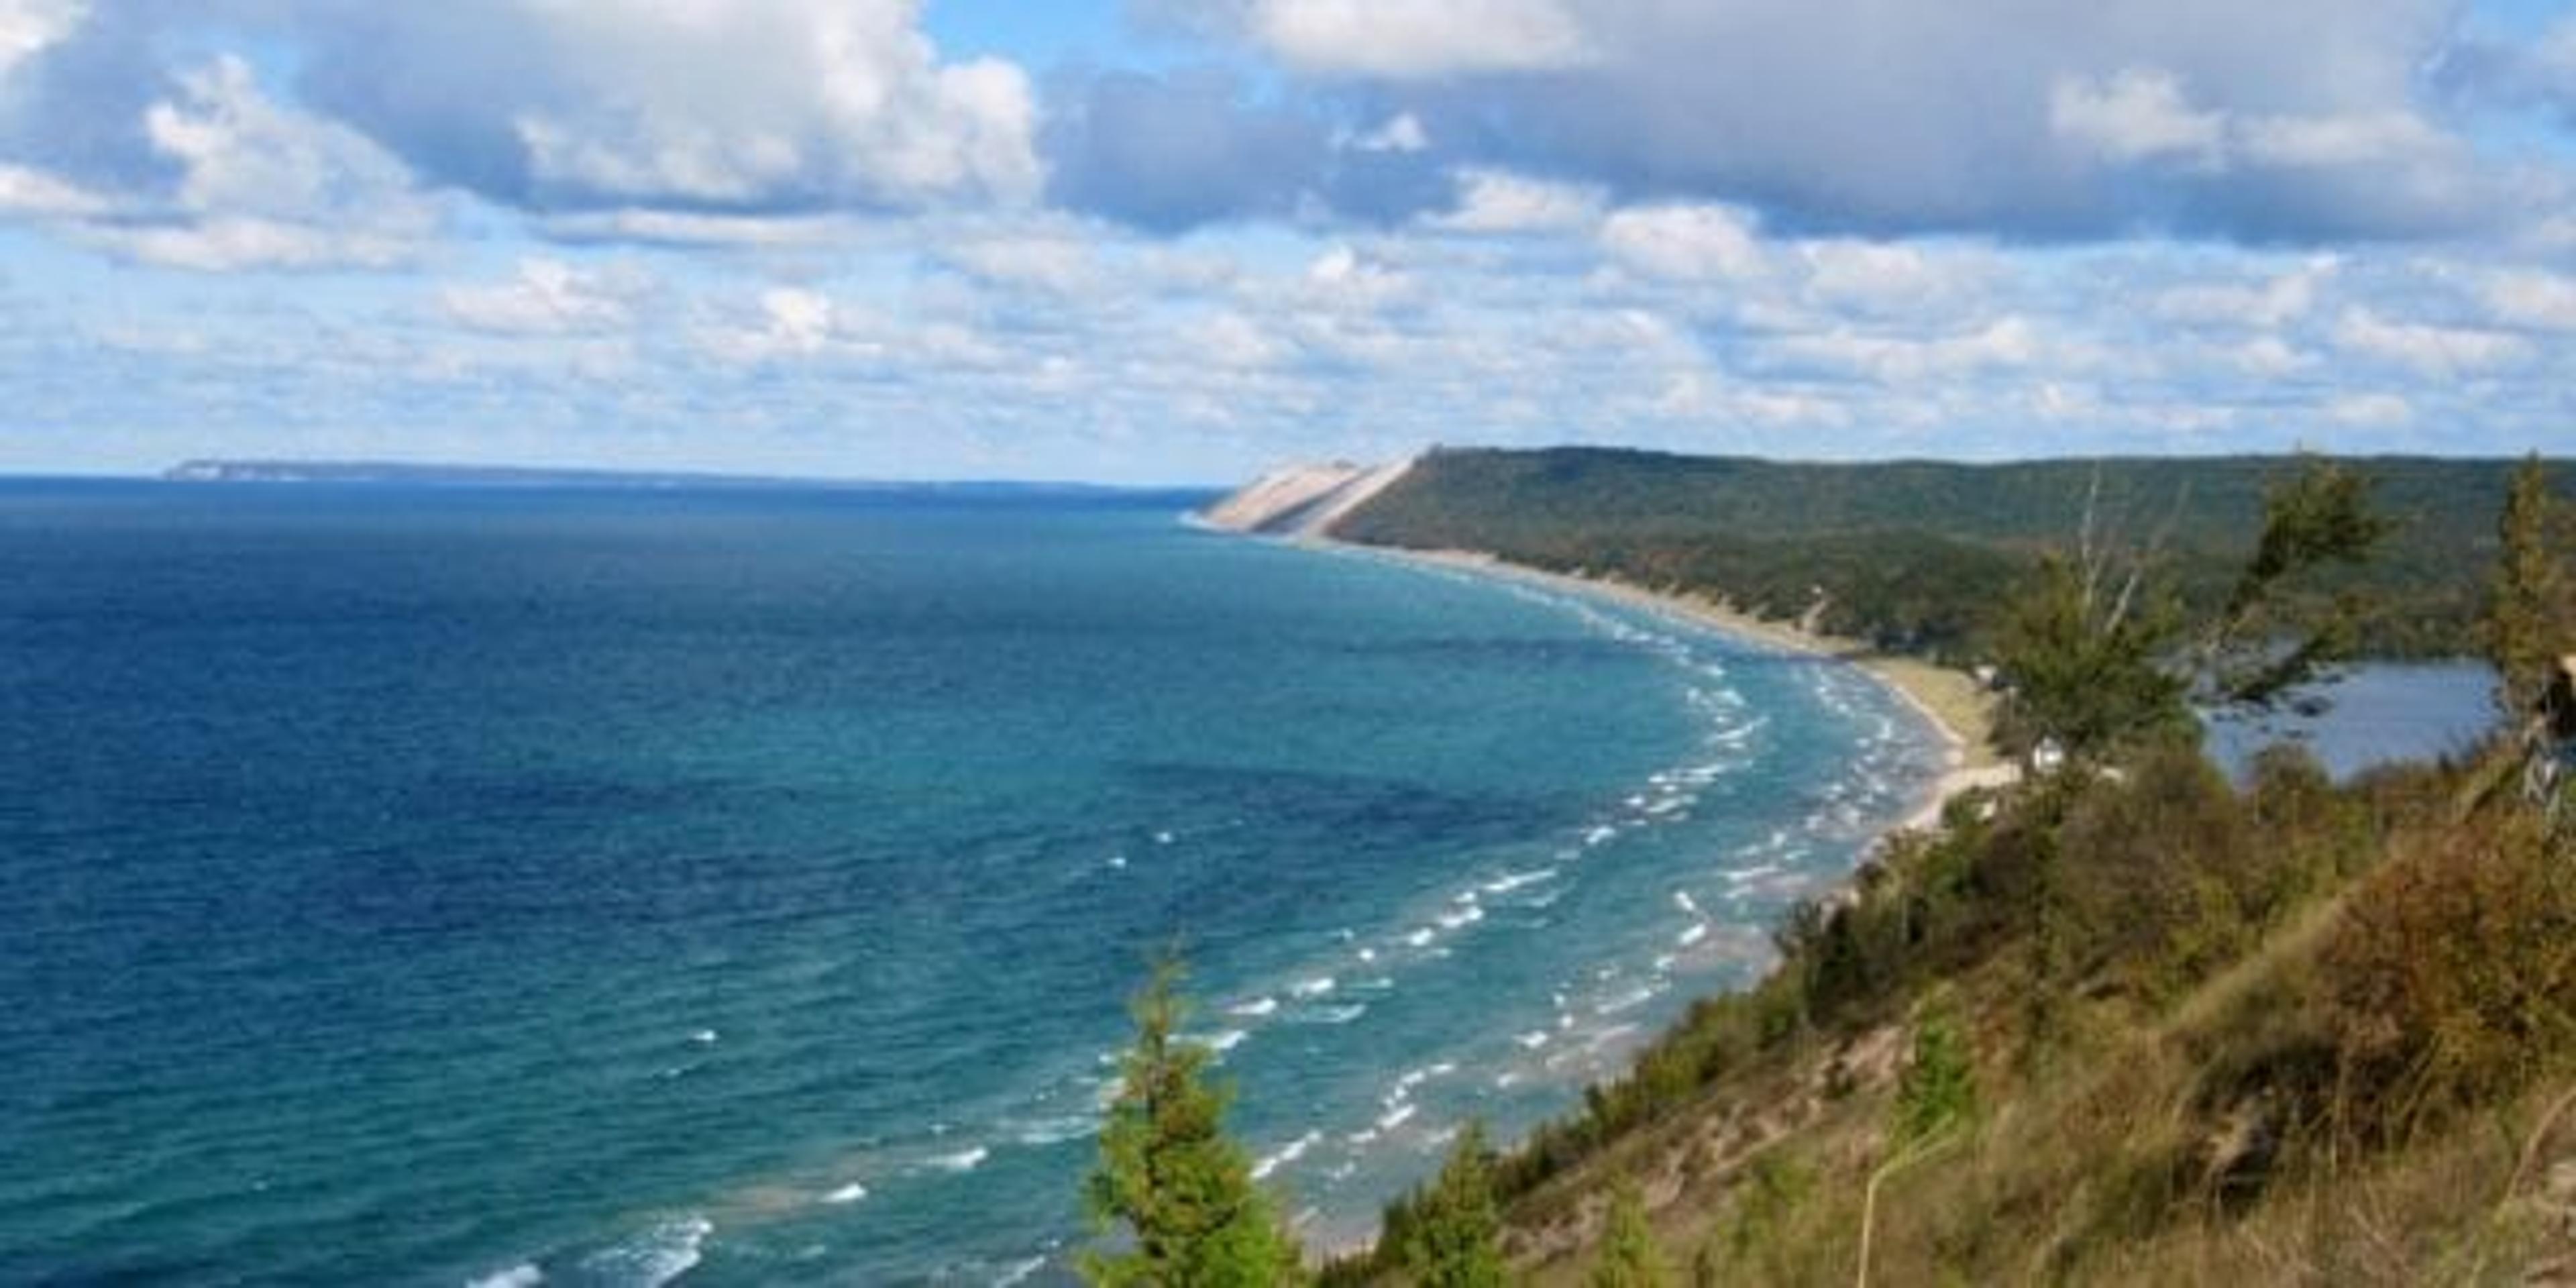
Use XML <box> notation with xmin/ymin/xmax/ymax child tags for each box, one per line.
<box><xmin>2332</xmin><ymin>306</ymin><xmax>2528</xmax><ymax>376</ymax></box>
<box><xmin>0</xmin><ymin>0</ymin><xmax>81</xmax><ymax>80</ymax></box>
<box><xmin>439</xmin><ymin>258</ymin><xmax>652</xmax><ymax>333</ymax></box>
<box><xmin>1041</xmin><ymin>66</ymin><xmax>1449</xmax><ymax>231</ymax></box>
<box><xmin>2050</xmin><ymin>68</ymin><xmax>2224</xmax><ymax>166</ymax></box>
<box><xmin>302</xmin><ymin>0</ymin><xmax>1038</xmax><ymax>213</ymax></box>
<box><xmin>1601</xmin><ymin>204</ymin><xmax>1765</xmax><ymax>282</ymax></box>
<box><xmin>1140</xmin><ymin>0</ymin><xmax>2534</xmax><ymax>243</ymax></box>
<box><xmin>22</xmin><ymin>53</ymin><xmax>447</xmax><ymax>270</ymax></box>
<box><xmin>2481</xmin><ymin>268</ymin><xmax>2576</xmax><ymax>331</ymax></box>
<box><xmin>1248</xmin><ymin>0</ymin><xmax>1591</xmax><ymax>78</ymax></box>
<box><xmin>1429</xmin><ymin>168</ymin><xmax>1602</xmax><ymax>234</ymax></box>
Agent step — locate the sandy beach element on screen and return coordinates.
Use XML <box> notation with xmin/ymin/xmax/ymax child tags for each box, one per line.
<box><xmin>1314</xmin><ymin>541</ymin><xmax>2021</xmax><ymax>835</ymax></box>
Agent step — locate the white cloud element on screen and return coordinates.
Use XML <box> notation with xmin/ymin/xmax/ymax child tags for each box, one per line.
<box><xmin>1768</xmin><ymin>316</ymin><xmax>2046</xmax><ymax>384</ymax></box>
<box><xmin>0</xmin><ymin>161</ymin><xmax>102</xmax><ymax>217</ymax></box>
<box><xmin>2480</xmin><ymin>268</ymin><xmax>2576</xmax><ymax>331</ymax></box>
<box><xmin>939</xmin><ymin>229</ymin><xmax>1097</xmax><ymax>294</ymax></box>
<box><xmin>61</xmin><ymin>55</ymin><xmax>443</xmax><ymax>271</ymax></box>
<box><xmin>503</xmin><ymin>0</ymin><xmax>1037</xmax><ymax>209</ymax></box>
<box><xmin>2050</xmin><ymin>68</ymin><xmax>2224</xmax><ymax>166</ymax></box>
<box><xmin>0</xmin><ymin>0</ymin><xmax>80</xmax><ymax>80</ymax></box>
<box><xmin>1794</xmin><ymin>239</ymin><xmax>1986</xmax><ymax>315</ymax></box>
<box><xmin>2234</xmin><ymin>110</ymin><xmax>2447</xmax><ymax>170</ymax></box>
<box><xmin>1601</xmin><ymin>204</ymin><xmax>1766</xmax><ymax>282</ymax></box>
<box><xmin>439</xmin><ymin>258</ymin><xmax>651</xmax><ymax>333</ymax></box>
<box><xmin>2152</xmin><ymin>260</ymin><xmax>2332</xmax><ymax>329</ymax></box>
<box><xmin>1430</xmin><ymin>168</ymin><xmax>1602</xmax><ymax>235</ymax></box>
<box><xmin>2332</xmin><ymin>307</ymin><xmax>2528</xmax><ymax>376</ymax></box>
<box><xmin>2326</xmin><ymin>392</ymin><xmax>2413</xmax><ymax>427</ymax></box>
<box><xmin>1250</xmin><ymin>0</ymin><xmax>1589</xmax><ymax>78</ymax></box>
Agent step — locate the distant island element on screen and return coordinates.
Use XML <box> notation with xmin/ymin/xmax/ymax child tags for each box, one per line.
<box><xmin>161</xmin><ymin>458</ymin><xmax>1168</xmax><ymax>497</ymax></box>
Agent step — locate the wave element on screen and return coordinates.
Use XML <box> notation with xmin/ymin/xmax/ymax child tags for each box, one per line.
<box><xmin>1250</xmin><ymin>1129</ymin><xmax>1324</xmax><ymax>1181</ymax></box>
<box><xmin>996</xmin><ymin>1255</ymin><xmax>1049</xmax><ymax>1286</ymax></box>
<box><xmin>1012</xmin><ymin>1116</ymin><xmax>1099</xmax><ymax>1147</ymax></box>
<box><xmin>1228</xmin><ymin>996</ymin><xmax>1279</xmax><ymax>1018</ymax></box>
<box><xmin>1289</xmin><ymin>975</ymin><xmax>1336</xmax><ymax>1000</ymax></box>
<box><xmin>576</xmin><ymin>1217</ymin><xmax>710</xmax><ymax>1288</ymax></box>
<box><xmin>1481</xmin><ymin>867</ymin><xmax>1556</xmax><ymax>895</ymax></box>
<box><xmin>1290</xmin><ymin>1003</ymin><xmax>1368</xmax><ymax>1025</ymax></box>
<box><xmin>1204</xmin><ymin>1029</ymin><xmax>1248</xmax><ymax>1054</ymax></box>
<box><xmin>927</xmin><ymin>1146</ymin><xmax>989</xmax><ymax>1174</ymax></box>
<box><xmin>466</xmin><ymin>1265</ymin><xmax>543</xmax><ymax>1288</ymax></box>
<box><xmin>823</xmin><ymin>1181</ymin><xmax>869</xmax><ymax>1205</ymax></box>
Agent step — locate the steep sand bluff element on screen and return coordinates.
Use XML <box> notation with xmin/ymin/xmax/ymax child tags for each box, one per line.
<box><xmin>1197</xmin><ymin>460</ymin><xmax>1413</xmax><ymax>537</ymax></box>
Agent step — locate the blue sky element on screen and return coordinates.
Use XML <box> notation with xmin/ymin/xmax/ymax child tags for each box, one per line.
<box><xmin>1</xmin><ymin>0</ymin><xmax>2573</xmax><ymax>482</ymax></box>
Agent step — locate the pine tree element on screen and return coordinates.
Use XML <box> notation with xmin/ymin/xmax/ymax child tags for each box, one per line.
<box><xmin>1588</xmin><ymin>1183</ymin><xmax>1669</xmax><ymax>1288</ymax></box>
<box><xmin>1401</xmin><ymin>1120</ymin><xmax>1505</xmax><ymax>1288</ymax></box>
<box><xmin>1083</xmin><ymin>956</ymin><xmax>1303</xmax><ymax>1287</ymax></box>
<box><xmin>2487</xmin><ymin>454</ymin><xmax>2567</xmax><ymax>718</ymax></box>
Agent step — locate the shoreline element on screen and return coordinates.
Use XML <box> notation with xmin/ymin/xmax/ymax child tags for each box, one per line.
<box><xmin>1305</xmin><ymin>539</ymin><xmax>2019</xmax><ymax>838</ymax></box>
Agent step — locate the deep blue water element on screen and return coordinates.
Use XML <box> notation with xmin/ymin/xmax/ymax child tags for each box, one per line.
<box><xmin>0</xmin><ymin>482</ymin><xmax>1945</xmax><ymax>1285</ymax></box>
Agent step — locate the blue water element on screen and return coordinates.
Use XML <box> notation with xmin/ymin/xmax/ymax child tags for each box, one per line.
<box><xmin>0</xmin><ymin>482</ymin><xmax>1944</xmax><ymax>1285</ymax></box>
<box><xmin>2204</xmin><ymin>662</ymin><xmax>2502</xmax><ymax>784</ymax></box>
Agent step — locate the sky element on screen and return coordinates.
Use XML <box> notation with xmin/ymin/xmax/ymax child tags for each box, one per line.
<box><xmin>1</xmin><ymin>1</ymin><xmax>2573</xmax><ymax>483</ymax></box>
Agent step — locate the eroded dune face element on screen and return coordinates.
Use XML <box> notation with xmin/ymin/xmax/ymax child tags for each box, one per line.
<box><xmin>1199</xmin><ymin>460</ymin><xmax>1411</xmax><ymax>537</ymax></box>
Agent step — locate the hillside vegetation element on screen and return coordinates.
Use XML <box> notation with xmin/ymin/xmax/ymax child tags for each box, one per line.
<box><xmin>1332</xmin><ymin>448</ymin><xmax>2567</xmax><ymax>659</ymax></box>
<box><xmin>1089</xmin><ymin>453</ymin><xmax>2575</xmax><ymax>1285</ymax></box>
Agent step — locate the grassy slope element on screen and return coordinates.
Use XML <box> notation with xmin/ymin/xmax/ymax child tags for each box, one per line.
<box><xmin>1336</xmin><ymin>748</ymin><xmax>2576</xmax><ymax>1286</ymax></box>
<box><xmin>1322</xmin><ymin>447</ymin><xmax>2576</xmax><ymax>1285</ymax></box>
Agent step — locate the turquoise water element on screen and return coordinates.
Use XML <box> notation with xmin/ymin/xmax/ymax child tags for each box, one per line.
<box><xmin>0</xmin><ymin>482</ymin><xmax>1941</xmax><ymax>1285</ymax></box>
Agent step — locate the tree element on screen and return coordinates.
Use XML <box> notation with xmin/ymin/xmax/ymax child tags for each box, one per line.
<box><xmin>2486</xmin><ymin>454</ymin><xmax>2568</xmax><ymax>718</ymax></box>
<box><xmin>2198</xmin><ymin>458</ymin><xmax>2392</xmax><ymax>706</ymax></box>
<box><xmin>1401</xmin><ymin>1121</ymin><xmax>1506</xmax><ymax>1287</ymax></box>
<box><xmin>1992</xmin><ymin>456</ymin><xmax>2390</xmax><ymax>761</ymax></box>
<box><xmin>1083</xmin><ymin>955</ymin><xmax>1303</xmax><ymax>1287</ymax></box>
<box><xmin>1589</xmin><ymin>1183</ymin><xmax>1669</xmax><ymax>1288</ymax></box>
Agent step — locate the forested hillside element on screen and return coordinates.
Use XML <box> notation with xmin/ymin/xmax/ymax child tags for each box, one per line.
<box><xmin>1332</xmin><ymin>448</ymin><xmax>2565</xmax><ymax>659</ymax></box>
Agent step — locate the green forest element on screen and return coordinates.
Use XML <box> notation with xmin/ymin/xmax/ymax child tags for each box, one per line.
<box><xmin>1332</xmin><ymin>447</ymin><xmax>2569</xmax><ymax>661</ymax></box>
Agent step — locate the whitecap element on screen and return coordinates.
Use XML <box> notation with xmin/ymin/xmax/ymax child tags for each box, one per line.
<box><xmin>928</xmin><ymin>1146</ymin><xmax>989</xmax><ymax>1173</ymax></box>
<box><xmin>1152</xmin><ymin>830</ymin><xmax>1175</xmax><ymax>845</ymax></box>
<box><xmin>996</xmin><ymin>1256</ymin><xmax>1049</xmax><ymax>1287</ymax></box>
<box><xmin>688</xmin><ymin>1028</ymin><xmax>718</xmax><ymax>1046</ymax></box>
<box><xmin>1672</xmin><ymin>890</ymin><xmax>1702</xmax><ymax>917</ymax></box>
<box><xmin>1014</xmin><ymin>1116</ymin><xmax>1099</xmax><ymax>1146</ymax></box>
<box><xmin>1289</xmin><ymin>976</ymin><xmax>1336</xmax><ymax>1000</ymax></box>
<box><xmin>578</xmin><ymin>1218</ymin><xmax>710</xmax><ymax>1288</ymax></box>
<box><xmin>1515</xmin><ymin>1030</ymin><xmax>1550</xmax><ymax>1049</ymax></box>
<box><xmin>1582</xmin><ymin>825</ymin><xmax>1618</xmax><ymax>847</ymax></box>
<box><xmin>467</xmin><ymin>1265</ymin><xmax>543</xmax><ymax>1288</ymax></box>
<box><xmin>1228</xmin><ymin>996</ymin><xmax>1279</xmax><ymax>1018</ymax></box>
<box><xmin>1251</xmin><ymin>1129</ymin><xmax>1325</xmax><ymax>1181</ymax></box>
<box><xmin>1403</xmin><ymin>928</ymin><xmax>1435</xmax><ymax>948</ymax></box>
<box><xmin>1597</xmin><ymin>985</ymin><xmax>1658</xmax><ymax>1016</ymax></box>
<box><xmin>1376</xmin><ymin>1103</ymin><xmax>1417</xmax><ymax>1132</ymax></box>
<box><xmin>1203</xmin><ymin>1029</ymin><xmax>1248</xmax><ymax>1054</ymax></box>
<box><xmin>1434</xmin><ymin>905</ymin><xmax>1483</xmax><ymax>931</ymax></box>
<box><xmin>1294</xmin><ymin>1003</ymin><xmax>1367</xmax><ymax>1025</ymax></box>
<box><xmin>823</xmin><ymin>1182</ymin><xmax>868</xmax><ymax>1205</ymax></box>
<box><xmin>1483</xmin><ymin>867</ymin><xmax>1556</xmax><ymax>895</ymax></box>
